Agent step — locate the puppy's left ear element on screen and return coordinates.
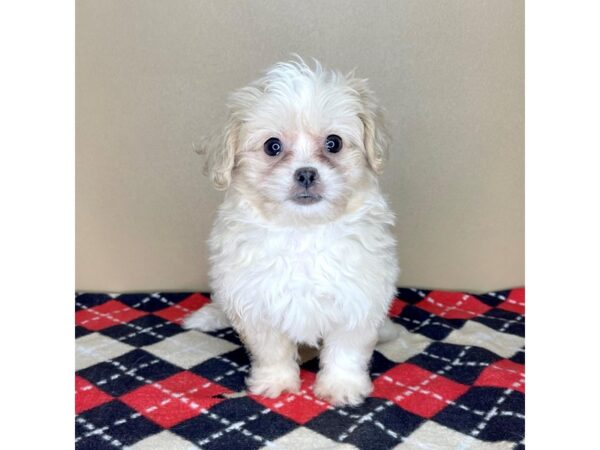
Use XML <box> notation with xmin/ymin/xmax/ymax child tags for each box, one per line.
<box><xmin>348</xmin><ymin>76</ymin><xmax>390</xmax><ymax>174</ymax></box>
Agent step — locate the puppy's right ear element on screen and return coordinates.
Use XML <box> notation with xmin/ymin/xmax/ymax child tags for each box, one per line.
<box><xmin>199</xmin><ymin>117</ymin><xmax>241</xmax><ymax>191</ymax></box>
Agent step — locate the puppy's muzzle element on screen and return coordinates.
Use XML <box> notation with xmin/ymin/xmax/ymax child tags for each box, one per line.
<box><xmin>294</xmin><ymin>167</ymin><xmax>319</xmax><ymax>188</ymax></box>
<box><xmin>292</xmin><ymin>167</ymin><xmax>322</xmax><ymax>205</ymax></box>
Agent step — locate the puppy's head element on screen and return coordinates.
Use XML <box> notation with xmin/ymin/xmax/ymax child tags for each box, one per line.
<box><xmin>203</xmin><ymin>59</ymin><xmax>389</xmax><ymax>225</ymax></box>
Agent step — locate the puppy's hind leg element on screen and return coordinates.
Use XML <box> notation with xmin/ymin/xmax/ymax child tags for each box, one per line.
<box><xmin>182</xmin><ymin>303</ymin><xmax>231</xmax><ymax>332</ymax></box>
<box><xmin>377</xmin><ymin>316</ymin><xmax>400</xmax><ymax>343</ymax></box>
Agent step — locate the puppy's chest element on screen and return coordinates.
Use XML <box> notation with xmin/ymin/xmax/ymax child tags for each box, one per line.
<box><xmin>211</xmin><ymin>215</ymin><xmax>397</xmax><ymax>342</ymax></box>
<box><xmin>233</xmin><ymin>225</ymin><xmax>368</xmax><ymax>288</ymax></box>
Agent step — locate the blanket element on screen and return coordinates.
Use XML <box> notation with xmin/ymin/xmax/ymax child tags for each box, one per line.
<box><xmin>75</xmin><ymin>288</ymin><xmax>524</xmax><ymax>449</ymax></box>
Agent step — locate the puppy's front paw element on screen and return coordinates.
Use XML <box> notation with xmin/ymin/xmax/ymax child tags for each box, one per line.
<box><xmin>246</xmin><ymin>364</ymin><xmax>300</xmax><ymax>398</ymax></box>
<box><xmin>313</xmin><ymin>370</ymin><xmax>372</xmax><ymax>406</ymax></box>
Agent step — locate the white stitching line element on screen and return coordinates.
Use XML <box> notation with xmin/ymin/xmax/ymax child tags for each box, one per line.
<box><xmin>337</xmin><ymin>346</ymin><xmax>470</xmax><ymax>442</ymax></box>
<box><xmin>93</xmin><ymin>357</ymin><xmax>163</xmax><ymax>388</ymax></box>
<box><xmin>213</xmin><ymin>353</ymin><xmax>243</xmax><ymax>369</ymax></box>
<box><xmin>196</xmin><ymin>407</ymin><xmax>273</xmax><ymax>447</ymax></box>
<box><xmin>75</xmin><ymin>416</ymin><xmax>125</xmax><ymax>447</ymax></box>
<box><xmin>76</xmin><ymin>303</ymin><xmax>137</xmax><ymax>326</ymax></box>
<box><xmin>504</xmin><ymin>298</ymin><xmax>525</xmax><ymax>307</ymax></box>
<box><xmin>408</xmin><ymin>288</ymin><xmax>428</xmax><ymax>298</ymax></box>
<box><xmin>147</xmin><ymin>292</ymin><xmax>199</xmax><ymax>315</ymax></box>
<box><xmin>436</xmin><ymin>294</ymin><xmax>470</xmax><ymax>318</ymax></box>
<box><xmin>499</xmin><ymin>410</ymin><xmax>525</xmax><ymax>419</ymax></box>
<box><xmin>112</xmin><ymin>322</ymin><xmax>172</xmax><ymax>344</ymax></box>
<box><xmin>488</xmin><ymin>291</ymin><xmax>526</xmax><ymax>307</ymax></box>
<box><xmin>76</xmin><ymin>384</ymin><xmax>94</xmax><ymax>394</ymax></box>
<box><xmin>338</xmin><ymin>399</ymin><xmax>403</xmax><ymax>443</ymax></box>
<box><xmin>397</xmin><ymin>314</ymin><xmax>455</xmax><ymax>331</ymax></box>
<box><xmin>211</xmin><ymin>357</ymin><xmax>250</xmax><ymax>383</ymax></box>
<box><xmin>498</xmin><ymin>313</ymin><xmax>524</xmax><ymax>334</ymax></box>
<box><xmin>270</xmin><ymin>387</ymin><xmax>331</xmax><ymax>412</ymax></box>
<box><xmin>418</xmin><ymin>350</ymin><xmax>525</xmax><ymax>378</ymax></box>
<box><xmin>142</xmin><ymin>378</ymin><xmax>215</xmax><ymax>413</ymax></box>
<box><xmin>76</xmin><ymin>411</ymin><xmax>143</xmax><ymax>443</ymax></box>
<box><xmin>213</xmin><ymin>328</ymin><xmax>237</xmax><ymax>339</ymax></box>
<box><xmin>470</xmin><ymin>376</ymin><xmax>525</xmax><ymax>438</ymax></box>
<box><xmin>423</xmin><ymin>295</ymin><xmax>524</xmax><ymax>325</ymax></box>
<box><xmin>76</xmin><ymin>302</ymin><xmax>167</xmax><ymax>340</ymax></box>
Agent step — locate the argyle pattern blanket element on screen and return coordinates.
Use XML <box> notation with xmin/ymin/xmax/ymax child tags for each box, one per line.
<box><xmin>75</xmin><ymin>288</ymin><xmax>525</xmax><ymax>449</ymax></box>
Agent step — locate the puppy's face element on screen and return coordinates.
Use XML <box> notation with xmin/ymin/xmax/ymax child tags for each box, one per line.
<box><xmin>205</xmin><ymin>61</ymin><xmax>389</xmax><ymax>225</ymax></box>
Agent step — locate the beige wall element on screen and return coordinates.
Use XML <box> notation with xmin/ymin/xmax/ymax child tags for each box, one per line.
<box><xmin>76</xmin><ymin>0</ymin><xmax>524</xmax><ymax>293</ymax></box>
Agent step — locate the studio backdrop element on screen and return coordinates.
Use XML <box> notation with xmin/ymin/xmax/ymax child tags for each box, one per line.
<box><xmin>76</xmin><ymin>0</ymin><xmax>524</xmax><ymax>293</ymax></box>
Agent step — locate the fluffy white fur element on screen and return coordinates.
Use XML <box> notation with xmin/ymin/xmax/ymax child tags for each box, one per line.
<box><xmin>183</xmin><ymin>59</ymin><xmax>400</xmax><ymax>406</ymax></box>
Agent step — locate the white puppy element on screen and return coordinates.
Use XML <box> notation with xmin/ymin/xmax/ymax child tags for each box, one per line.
<box><xmin>184</xmin><ymin>59</ymin><xmax>400</xmax><ymax>406</ymax></box>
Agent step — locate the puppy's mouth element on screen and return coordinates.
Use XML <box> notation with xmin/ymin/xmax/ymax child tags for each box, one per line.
<box><xmin>291</xmin><ymin>192</ymin><xmax>323</xmax><ymax>205</ymax></box>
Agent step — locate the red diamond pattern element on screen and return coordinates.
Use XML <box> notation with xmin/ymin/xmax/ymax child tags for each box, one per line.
<box><xmin>250</xmin><ymin>370</ymin><xmax>330</xmax><ymax>424</ymax></box>
<box><xmin>120</xmin><ymin>371</ymin><xmax>231</xmax><ymax>428</ymax></box>
<box><xmin>75</xmin><ymin>375</ymin><xmax>113</xmax><ymax>414</ymax></box>
<box><xmin>388</xmin><ymin>298</ymin><xmax>407</xmax><ymax>318</ymax></box>
<box><xmin>154</xmin><ymin>293</ymin><xmax>211</xmax><ymax>324</ymax></box>
<box><xmin>372</xmin><ymin>363</ymin><xmax>469</xmax><ymax>418</ymax></box>
<box><xmin>498</xmin><ymin>288</ymin><xmax>525</xmax><ymax>315</ymax></box>
<box><xmin>474</xmin><ymin>359</ymin><xmax>525</xmax><ymax>393</ymax></box>
<box><xmin>417</xmin><ymin>291</ymin><xmax>492</xmax><ymax>319</ymax></box>
<box><xmin>75</xmin><ymin>300</ymin><xmax>148</xmax><ymax>331</ymax></box>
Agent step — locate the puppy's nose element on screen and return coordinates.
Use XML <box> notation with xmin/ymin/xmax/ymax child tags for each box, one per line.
<box><xmin>294</xmin><ymin>167</ymin><xmax>319</xmax><ymax>188</ymax></box>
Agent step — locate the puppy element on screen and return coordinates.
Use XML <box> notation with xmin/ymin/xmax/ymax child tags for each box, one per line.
<box><xmin>184</xmin><ymin>59</ymin><xmax>400</xmax><ymax>406</ymax></box>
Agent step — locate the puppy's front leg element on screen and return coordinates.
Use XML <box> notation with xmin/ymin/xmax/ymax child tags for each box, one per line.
<box><xmin>240</xmin><ymin>326</ymin><xmax>301</xmax><ymax>398</ymax></box>
<box><xmin>314</xmin><ymin>326</ymin><xmax>378</xmax><ymax>406</ymax></box>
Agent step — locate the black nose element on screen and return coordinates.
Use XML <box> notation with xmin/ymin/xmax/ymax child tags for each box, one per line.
<box><xmin>294</xmin><ymin>167</ymin><xmax>319</xmax><ymax>188</ymax></box>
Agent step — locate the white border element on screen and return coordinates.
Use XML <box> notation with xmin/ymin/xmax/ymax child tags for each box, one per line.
<box><xmin>1</xmin><ymin>1</ymin><xmax>74</xmax><ymax>448</ymax></box>
<box><xmin>527</xmin><ymin>0</ymin><xmax>600</xmax><ymax>448</ymax></box>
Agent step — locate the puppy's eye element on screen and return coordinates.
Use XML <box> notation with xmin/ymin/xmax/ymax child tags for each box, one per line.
<box><xmin>325</xmin><ymin>135</ymin><xmax>343</xmax><ymax>153</ymax></box>
<box><xmin>264</xmin><ymin>137</ymin><xmax>283</xmax><ymax>156</ymax></box>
